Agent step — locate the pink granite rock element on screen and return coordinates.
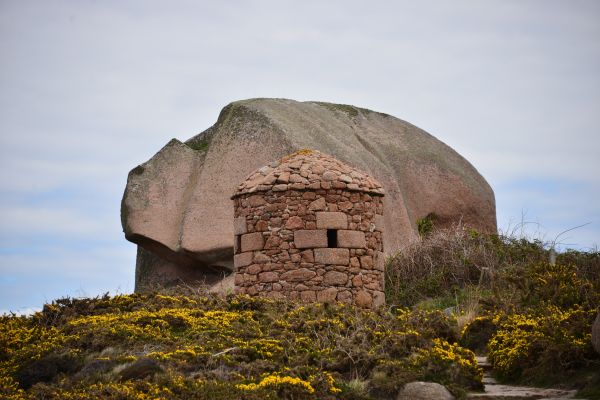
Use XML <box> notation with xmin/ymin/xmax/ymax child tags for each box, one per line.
<box><xmin>122</xmin><ymin>99</ymin><xmax>496</xmax><ymax>292</ymax></box>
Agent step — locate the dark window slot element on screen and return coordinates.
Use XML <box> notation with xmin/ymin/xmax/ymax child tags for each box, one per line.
<box><xmin>236</xmin><ymin>235</ymin><xmax>242</xmax><ymax>253</ymax></box>
<box><xmin>327</xmin><ymin>229</ymin><xmax>338</xmax><ymax>248</ymax></box>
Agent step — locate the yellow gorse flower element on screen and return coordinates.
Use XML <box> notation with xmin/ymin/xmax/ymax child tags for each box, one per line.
<box><xmin>236</xmin><ymin>373</ymin><xmax>315</xmax><ymax>393</ymax></box>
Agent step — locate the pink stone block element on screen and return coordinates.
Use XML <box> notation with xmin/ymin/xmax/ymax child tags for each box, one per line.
<box><xmin>360</xmin><ymin>255</ymin><xmax>374</xmax><ymax>269</ymax></box>
<box><xmin>241</xmin><ymin>232</ymin><xmax>264</xmax><ymax>252</ymax></box>
<box><xmin>322</xmin><ymin>270</ymin><xmax>348</xmax><ymax>285</ymax></box>
<box><xmin>285</xmin><ymin>216</ymin><xmax>305</xmax><ymax>230</ymax></box>
<box><xmin>355</xmin><ymin>290</ymin><xmax>373</xmax><ymax>308</ymax></box>
<box><xmin>373</xmin><ymin>291</ymin><xmax>385</xmax><ymax>307</ymax></box>
<box><xmin>314</xmin><ymin>248</ymin><xmax>350</xmax><ymax>265</ymax></box>
<box><xmin>233</xmin><ymin>217</ymin><xmax>247</xmax><ymax>235</ymax></box>
<box><xmin>316</xmin><ymin>212</ymin><xmax>348</xmax><ymax>229</ymax></box>
<box><xmin>234</xmin><ymin>252</ymin><xmax>253</xmax><ymax>268</ymax></box>
<box><xmin>258</xmin><ymin>271</ymin><xmax>278</xmax><ymax>283</ymax></box>
<box><xmin>280</xmin><ymin>268</ymin><xmax>317</xmax><ymax>282</ymax></box>
<box><xmin>294</xmin><ymin>230</ymin><xmax>328</xmax><ymax>248</ymax></box>
<box><xmin>300</xmin><ymin>290</ymin><xmax>316</xmax><ymax>301</ymax></box>
<box><xmin>317</xmin><ymin>287</ymin><xmax>338</xmax><ymax>302</ymax></box>
<box><xmin>337</xmin><ymin>230</ymin><xmax>366</xmax><ymax>248</ymax></box>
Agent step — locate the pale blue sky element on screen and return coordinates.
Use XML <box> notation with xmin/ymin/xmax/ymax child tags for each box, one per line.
<box><xmin>1</xmin><ymin>0</ymin><xmax>599</xmax><ymax>313</ymax></box>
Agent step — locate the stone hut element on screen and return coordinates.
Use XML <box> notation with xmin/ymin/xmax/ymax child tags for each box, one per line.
<box><xmin>231</xmin><ymin>150</ymin><xmax>385</xmax><ymax>308</ymax></box>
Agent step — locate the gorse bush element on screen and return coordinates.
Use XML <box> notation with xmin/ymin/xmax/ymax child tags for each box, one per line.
<box><xmin>0</xmin><ymin>294</ymin><xmax>481</xmax><ymax>400</ymax></box>
<box><xmin>487</xmin><ymin>306</ymin><xmax>596</xmax><ymax>382</ymax></box>
<box><xmin>499</xmin><ymin>262</ymin><xmax>598</xmax><ymax>310</ymax></box>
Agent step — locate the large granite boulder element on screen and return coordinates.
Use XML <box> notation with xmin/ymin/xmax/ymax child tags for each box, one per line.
<box><xmin>121</xmin><ymin>99</ymin><xmax>497</xmax><ymax>291</ymax></box>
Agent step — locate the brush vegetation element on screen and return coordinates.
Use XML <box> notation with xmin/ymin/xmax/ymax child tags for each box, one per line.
<box><xmin>387</xmin><ymin>226</ymin><xmax>600</xmax><ymax>397</ymax></box>
<box><xmin>1</xmin><ymin>226</ymin><xmax>599</xmax><ymax>399</ymax></box>
<box><xmin>1</xmin><ymin>294</ymin><xmax>481</xmax><ymax>399</ymax></box>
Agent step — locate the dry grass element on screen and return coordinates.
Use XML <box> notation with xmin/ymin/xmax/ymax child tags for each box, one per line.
<box><xmin>385</xmin><ymin>225</ymin><xmax>507</xmax><ymax>308</ymax></box>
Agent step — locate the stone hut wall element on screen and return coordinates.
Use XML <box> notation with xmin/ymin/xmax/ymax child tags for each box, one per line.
<box><xmin>233</xmin><ymin>187</ymin><xmax>385</xmax><ymax>308</ymax></box>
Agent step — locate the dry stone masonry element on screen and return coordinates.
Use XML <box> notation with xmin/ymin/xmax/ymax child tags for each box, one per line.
<box><xmin>231</xmin><ymin>150</ymin><xmax>385</xmax><ymax>308</ymax></box>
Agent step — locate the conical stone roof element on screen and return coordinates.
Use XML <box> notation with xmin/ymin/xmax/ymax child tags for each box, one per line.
<box><xmin>232</xmin><ymin>149</ymin><xmax>385</xmax><ymax>198</ymax></box>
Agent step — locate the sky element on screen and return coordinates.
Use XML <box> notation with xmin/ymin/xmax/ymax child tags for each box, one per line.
<box><xmin>1</xmin><ymin>0</ymin><xmax>599</xmax><ymax>313</ymax></box>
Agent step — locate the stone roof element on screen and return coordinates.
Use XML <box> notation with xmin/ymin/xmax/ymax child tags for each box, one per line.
<box><xmin>232</xmin><ymin>150</ymin><xmax>385</xmax><ymax>198</ymax></box>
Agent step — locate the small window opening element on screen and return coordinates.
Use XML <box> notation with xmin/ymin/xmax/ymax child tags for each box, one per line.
<box><xmin>235</xmin><ymin>235</ymin><xmax>242</xmax><ymax>254</ymax></box>
<box><xmin>327</xmin><ymin>229</ymin><xmax>338</xmax><ymax>248</ymax></box>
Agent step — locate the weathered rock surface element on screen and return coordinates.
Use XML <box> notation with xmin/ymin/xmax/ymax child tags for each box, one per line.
<box><xmin>397</xmin><ymin>381</ymin><xmax>454</xmax><ymax>400</ymax></box>
<box><xmin>121</xmin><ymin>99</ymin><xmax>496</xmax><ymax>291</ymax></box>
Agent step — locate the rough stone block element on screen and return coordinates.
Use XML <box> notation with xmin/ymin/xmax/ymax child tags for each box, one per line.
<box><xmin>255</xmin><ymin>220</ymin><xmax>268</xmax><ymax>231</ymax></box>
<box><xmin>300</xmin><ymin>249</ymin><xmax>314</xmax><ymax>262</ymax></box>
<box><xmin>360</xmin><ymin>255</ymin><xmax>374</xmax><ymax>269</ymax></box>
<box><xmin>241</xmin><ymin>232</ymin><xmax>264</xmax><ymax>252</ymax></box>
<box><xmin>372</xmin><ymin>291</ymin><xmax>385</xmax><ymax>307</ymax></box>
<box><xmin>317</xmin><ymin>287</ymin><xmax>338</xmax><ymax>302</ymax></box>
<box><xmin>308</xmin><ymin>197</ymin><xmax>326</xmax><ymax>211</ymax></box>
<box><xmin>316</xmin><ymin>212</ymin><xmax>348</xmax><ymax>229</ymax></box>
<box><xmin>247</xmin><ymin>195</ymin><xmax>266</xmax><ymax>207</ymax></box>
<box><xmin>337</xmin><ymin>290</ymin><xmax>352</xmax><ymax>303</ymax></box>
<box><xmin>323</xmin><ymin>270</ymin><xmax>348</xmax><ymax>285</ymax></box>
<box><xmin>294</xmin><ymin>230</ymin><xmax>327</xmax><ymax>248</ymax></box>
<box><xmin>234</xmin><ymin>217</ymin><xmax>247</xmax><ymax>235</ymax></box>
<box><xmin>280</xmin><ymin>268</ymin><xmax>316</xmax><ymax>282</ymax></box>
<box><xmin>285</xmin><ymin>216</ymin><xmax>304</xmax><ymax>230</ymax></box>
<box><xmin>258</xmin><ymin>271</ymin><xmax>278</xmax><ymax>283</ymax></box>
<box><xmin>234</xmin><ymin>235</ymin><xmax>240</xmax><ymax>253</ymax></box>
<box><xmin>234</xmin><ymin>273</ymin><xmax>244</xmax><ymax>285</ymax></box>
<box><xmin>300</xmin><ymin>290</ymin><xmax>316</xmax><ymax>301</ymax></box>
<box><xmin>234</xmin><ymin>252</ymin><xmax>253</xmax><ymax>268</ymax></box>
<box><xmin>253</xmin><ymin>252</ymin><xmax>270</xmax><ymax>263</ymax></box>
<box><xmin>355</xmin><ymin>290</ymin><xmax>373</xmax><ymax>308</ymax></box>
<box><xmin>246</xmin><ymin>264</ymin><xmax>262</xmax><ymax>275</ymax></box>
<box><xmin>315</xmin><ymin>248</ymin><xmax>349</xmax><ymax>265</ymax></box>
<box><xmin>337</xmin><ymin>230</ymin><xmax>366</xmax><ymax>248</ymax></box>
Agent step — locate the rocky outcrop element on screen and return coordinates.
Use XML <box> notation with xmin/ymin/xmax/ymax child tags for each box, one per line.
<box><xmin>121</xmin><ymin>99</ymin><xmax>497</xmax><ymax>291</ymax></box>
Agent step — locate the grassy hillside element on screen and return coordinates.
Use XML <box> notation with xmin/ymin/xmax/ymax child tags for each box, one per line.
<box><xmin>1</xmin><ymin>227</ymin><xmax>599</xmax><ymax>399</ymax></box>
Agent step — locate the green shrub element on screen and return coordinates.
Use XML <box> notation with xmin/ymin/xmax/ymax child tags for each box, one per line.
<box><xmin>460</xmin><ymin>315</ymin><xmax>498</xmax><ymax>354</ymax></box>
<box><xmin>417</xmin><ymin>213</ymin><xmax>437</xmax><ymax>237</ymax></box>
